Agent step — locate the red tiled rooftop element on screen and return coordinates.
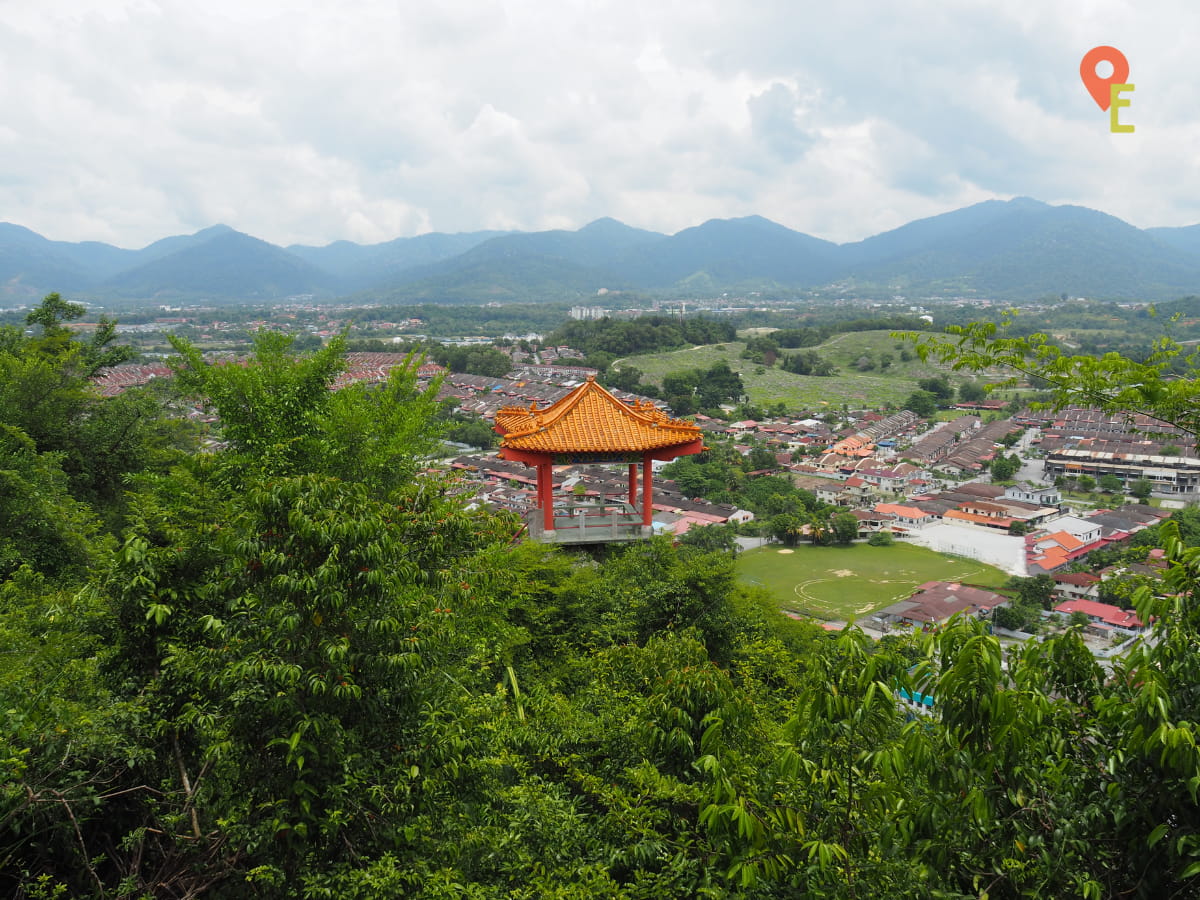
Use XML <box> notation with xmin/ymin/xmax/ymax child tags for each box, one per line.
<box><xmin>495</xmin><ymin>377</ymin><xmax>702</xmax><ymax>453</ymax></box>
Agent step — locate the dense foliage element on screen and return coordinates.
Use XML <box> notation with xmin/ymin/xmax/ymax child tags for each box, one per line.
<box><xmin>547</xmin><ymin>315</ymin><xmax>736</xmax><ymax>357</ymax></box>
<box><xmin>6</xmin><ymin>302</ymin><xmax>1200</xmax><ymax>897</ymax></box>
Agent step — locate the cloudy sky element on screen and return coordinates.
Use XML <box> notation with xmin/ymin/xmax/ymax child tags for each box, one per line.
<box><xmin>2</xmin><ymin>1</ymin><xmax>1195</xmax><ymax>248</ymax></box>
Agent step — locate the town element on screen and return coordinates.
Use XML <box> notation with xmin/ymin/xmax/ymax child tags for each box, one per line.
<box><xmin>90</xmin><ymin>330</ymin><xmax>1190</xmax><ymax>655</ymax></box>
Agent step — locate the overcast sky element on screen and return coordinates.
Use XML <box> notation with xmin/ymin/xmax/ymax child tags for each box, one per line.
<box><xmin>2</xmin><ymin>1</ymin><xmax>1195</xmax><ymax>248</ymax></box>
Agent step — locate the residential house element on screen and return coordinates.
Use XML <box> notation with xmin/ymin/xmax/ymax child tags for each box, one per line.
<box><xmin>877</xmin><ymin>581</ymin><xmax>1007</xmax><ymax>629</ymax></box>
<box><xmin>873</xmin><ymin>502</ymin><xmax>936</xmax><ymax>532</ymax></box>
<box><xmin>1052</xmin><ymin>572</ymin><xmax>1101</xmax><ymax>602</ymax></box>
<box><xmin>1053</xmin><ymin>598</ymin><xmax>1146</xmax><ymax>634</ymax></box>
<box><xmin>1004</xmin><ymin>482</ymin><xmax>1061</xmax><ymax>506</ymax></box>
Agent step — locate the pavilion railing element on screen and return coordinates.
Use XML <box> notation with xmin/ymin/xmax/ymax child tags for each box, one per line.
<box><xmin>525</xmin><ymin>502</ymin><xmax>650</xmax><ymax>544</ymax></box>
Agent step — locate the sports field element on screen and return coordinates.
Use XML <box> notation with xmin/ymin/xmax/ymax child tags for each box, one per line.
<box><xmin>736</xmin><ymin>542</ymin><xmax>1008</xmax><ymax>622</ymax></box>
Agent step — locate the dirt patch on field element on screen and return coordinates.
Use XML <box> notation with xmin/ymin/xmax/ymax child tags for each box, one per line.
<box><xmin>831</xmin><ymin>568</ymin><xmax>854</xmax><ymax>577</ymax></box>
<box><xmin>777</xmin><ymin>548</ymin><xmax>794</xmax><ymax>554</ymax></box>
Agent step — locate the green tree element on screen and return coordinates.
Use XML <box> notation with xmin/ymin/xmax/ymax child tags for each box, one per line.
<box><xmin>677</xmin><ymin>522</ymin><xmax>738</xmax><ymax>554</ymax></box>
<box><xmin>770</xmin><ymin>513</ymin><xmax>805</xmax><ymax>546</ymax></box>
<box><xmin>0</xmin><ymin>424</ymin><xmax>102</xmax><ymax>580</ymax></box>
<box><xmin>23</xmin><ymin>291</ymin><xmax>137</xmax><ymax>375</ymax></box>
<box><xmin>696</xmin><ymin>361</ymin><xmax>745</xmax><ymax>407</ymax></box>
<box><xmin>81</xmin><ymin>468</ymin><xmax>518</xmax><ymax>896</ymax></box>
<box><xmin>990</xmin><ymin>453</ymin><xmax>1020</xmax><ymax>481</ymax></box>
<box><xmin>1099</xmin><ymin>473</ymin><xmax>1124</xmax><ymax>493</ymax></box>
<box><xmin>917</xmin><ymin>375</ymin><xmax>954</xmax><ymax>400</ymax></box>
<box><xmin>957</xmin><ymin>380</ymin><xmax>987</xmax><ymax>403</ymax></box>
<box><xmin>609</xmin><ymin>364</ymin><xmax>645</xmax><ymax>393</ymax></box>
<box><xmin>171</xmin><ymin>332</ymin><xmax>345</xmax><ymax>469</ymax></box>
<box><xmin>831</xmin><ymin>511</ymin><xmax>860</xmax><ymax>545</ymax></box>
<box><xmin>902</xmin><ymin>390</ymin><xmax>939</xmax><ymax>418</ymax></box>
<box><xmin>1012</xmin><ymin>573</ymin><xmax>1057</xmax><ymax>609</ymax></box>
<box><xmin>170</xmin><ymin>333</ymin><xmax>442</xmax><ymax>492</ymax></box>
<box><xmin>0</xmin><ymin>293</ymin><xmax>159</xmax><ymax>511</ymax></box>
<box><xmin>1131</xmin><ymin>477</ymin><xmax>1154</xmax><ymax>500</ymax></box>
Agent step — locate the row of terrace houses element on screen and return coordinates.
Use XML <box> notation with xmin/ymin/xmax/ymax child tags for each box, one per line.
<box><xmin>90</xmin><ymin>352</ymin><xmax>446</xmax><ymax>397</ymax></box>
<box><xmin>437</xmin><ymin>372</ymin><xmax>663</xmax><ymax>422</ymax></box>
<box><xmin>859</xmin><ymin>409</ymin><xmax>920</xmax><ymax>441</ymax></box>
<box><xmin>1019</xmin><ymin>405</ymin><xmax>1184</xmax><ymax>437</ymax></box>
<box><xmin>932</xmin><ymin>419</ymin><xmax>1023</xmax><ymax>475</ymax></box>
<box><xmin>510</xmin><ymin>363</ymin><xmax>598</xmax><ymax>381</ymax></box>
<box><xmin>1044</xmin><ymin>445</ymin><xmax>1200</xmax><ymax>494</ymax></box>
<box><xmin>91</xmin><ymin>363</ymin><xmax>173</xmax><ymax>396</ymax></box>
<box><xmin>906</xmin><ymin>415</ymin><xmax>982</xmax><ymax>463</ymax></box>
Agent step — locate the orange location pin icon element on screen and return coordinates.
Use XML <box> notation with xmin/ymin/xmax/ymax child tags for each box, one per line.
<box><xmin>1080</xmin><ymin>46</ymin><xmax>1130</xmax><ymax>111</ymax></box>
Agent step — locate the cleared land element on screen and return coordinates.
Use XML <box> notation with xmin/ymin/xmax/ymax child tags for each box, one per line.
<box><xmin>737</xmin><ymin>542</ymin><xmax>1009</xmax><ymax>622</ymax></box>
<box><xmin>614</xmin><ymin>331</ymin><xmax>959</xmax><ymax>409</ymax></box>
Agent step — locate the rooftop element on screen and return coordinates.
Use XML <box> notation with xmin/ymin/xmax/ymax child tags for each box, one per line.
<box><xmin>495</xmin><ymin>377</ymin><xmax>703</xmax><ymax>454</ymax></box>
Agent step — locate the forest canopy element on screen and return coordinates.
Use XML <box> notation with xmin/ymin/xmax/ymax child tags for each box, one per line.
<box><xmin>4</xmin><ymin>297</ymin><xmax>1200</xmax><ymax>898</ymax></box>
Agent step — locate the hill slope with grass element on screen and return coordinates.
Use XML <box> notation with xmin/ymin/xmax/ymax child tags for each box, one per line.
<box><xmin>615</xmin><ymin>330</ymin><xmax>966</xmax><ymax>410</ymax></box>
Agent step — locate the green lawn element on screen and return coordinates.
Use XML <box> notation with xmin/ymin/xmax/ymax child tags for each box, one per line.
<box><xmin>737</xmin><ymin>542</ymin><xmax>1009</xmax><ymax>622</ymax></box>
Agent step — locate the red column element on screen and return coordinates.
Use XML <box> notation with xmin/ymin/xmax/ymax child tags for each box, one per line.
<box><xmin>540</xmin><ymin>463</ymin><xmax>555</xmax><ymax>531</ymax></box>
<box><xmin>628</xmin><ymin>463</ymin><xmax>638</xmax><ymax>506</ymax></box>
<box><xmin>642</xmin><ymin>454</ymin><xmax>653</xmax><ymax>527</ymax></box>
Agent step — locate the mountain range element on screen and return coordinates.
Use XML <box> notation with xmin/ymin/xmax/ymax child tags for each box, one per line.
<box><xmin>4</xmin><ymin>197</ymin><xmax>1200</xmax><ymax>305</ymax></box>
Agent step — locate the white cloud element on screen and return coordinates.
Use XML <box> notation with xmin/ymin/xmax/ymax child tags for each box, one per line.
<box><xmin>1</xmin><ymin>0</ymin><xmax>1198</xmax><ymax>248</ymax></box>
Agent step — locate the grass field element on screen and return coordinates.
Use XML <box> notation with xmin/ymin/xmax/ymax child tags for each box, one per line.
<box><xmin>613</xmin><ymin>331</ymin><xmax>964</xmax><ymax>409</ymax></box>
<box><xmin>736</xmin><ymin>542</ymin><xmax>1009</xmax><ymax>622</ymax></box>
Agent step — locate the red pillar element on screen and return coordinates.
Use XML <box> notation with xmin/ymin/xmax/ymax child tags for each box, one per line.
<box><xmin>628</xmin><ymin>463</ymin><xmax>638</xmax><ymax>506</ymax></box>
<box><xmin>642</xmin><ymin>454</ymin><xmax>653</xmax><ymax>527</ymax></box>
<box><xmin>539</xmin><ymin>462</ymin><xmax>555</xmax><ymax>531</ymax></box>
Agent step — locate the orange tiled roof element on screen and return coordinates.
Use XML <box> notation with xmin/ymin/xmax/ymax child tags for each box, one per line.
<box><xmin>1041</xmin><ymin>530</ymin><xmax>1084</xmax><ymax>552</ymax></box>
<box><xmin>875</xmin><ymin>503</ymin><xmax>931</xmax><ymax>519</ymax></box>
<box><xmin>495</xmin><ymin>377</ymin><xmax>702</xmax><ymax>453</ymax></box>
<box><xmin>944</xmin><ymin>509</ymin><xmax>1014</xmax><ymax>527</ymax></box>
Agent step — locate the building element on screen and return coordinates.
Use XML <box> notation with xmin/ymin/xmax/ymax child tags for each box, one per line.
<box><xmin>1053</xmin><ymin>598</ymin><xmax>1146</xmax><ymax>634</ymax></box>
<box><xmin>493</xmin><ymin>377</ymin><xmax>704</xmax><ymax>543</ymax></box>
<box><xmin>873</xmin><ymin>502</ymin><xmax>936</xmax><ymax>532</ymax></box>
<box><xmin>1045</xmin><ymin>447</ymin><xmax>1200</xmax><ymax>494</ymax></box>
<box><xmin>1004</xmin><ymin>482</ymin><xmax>1061</xmax><ymax>506</ymax></box>
<box><xmin>1052</xmin><ymin>572</ymin><xmax>1101</xmax><ymax>602</ymax></box>
<box><xmin>877</xmin><ymin>581</ymin><xmax>1007</xmax><ymax>629</ymax></box>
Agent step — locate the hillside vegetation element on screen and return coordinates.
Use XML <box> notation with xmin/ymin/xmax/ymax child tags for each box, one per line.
<box><xmin>616</xmin><ymin>331</ymin><xmax>959</xmax><ymax>408</ymax></box>
<box><xmin>5</xmin><ymin>294</ymin><xmax>1200</xmax><ymax>897</ymax></box>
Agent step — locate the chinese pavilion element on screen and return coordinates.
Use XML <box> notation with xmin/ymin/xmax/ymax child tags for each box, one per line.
<box><xmin>494</xmin><ymin>377</ymin><xmax>705</xmax><ymax>544</ymax></box>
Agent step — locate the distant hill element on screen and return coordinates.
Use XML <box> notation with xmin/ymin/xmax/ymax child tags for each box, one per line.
<box><xmin>614</xmin><ymin>215</ymin><xmax>840</xmax><ymax>288</ymax></box>
<box><xmin>103</xmin><ymin>230</ymin><xmax>339</xmax><ymax>300</ymax></box>
<box><xmin>447</xmin><ymin>218</ymin><xmax>665</xmax><ymax>271</ymax></box>
<box><xmin>1145</xmin><ymin>224</ymin><xmax>1200</xmax><ymax>259</ymax></box>
<box><xmin>370</xmin><ymin>253</ymin><xmax>630</xmax><ymax>305</ymax></box>
<box><xmin>287</xmin><ymin>230</ymin><xmax>507</xmax><ymax>291</ymax></box>
<box><xmin>840</xmin><ymin>199</ymin><xmax>1200</xmax><ymax>298</ymax></box>
<box><xmin>0</xmin><ymin>223</ymin><xmax>101</xmax><ymax>297</ymax></box>
<box><xmin>5</xmin><ymin>198</ymin><xmax>1200</xmax><ymax>303</ymax></box>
